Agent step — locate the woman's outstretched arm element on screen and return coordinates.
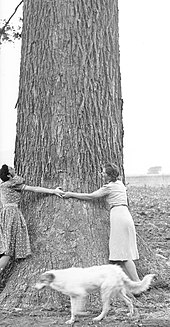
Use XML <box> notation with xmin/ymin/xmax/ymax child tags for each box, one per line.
<box><xmin>62</xmin><ymin>188</ymin><xmax>107</xmax><ymax>200</ymax></box>
<box><xmin>24</xmin><ymin>185</ymin><xmax>64</xmax><ymax>197</ymax></box>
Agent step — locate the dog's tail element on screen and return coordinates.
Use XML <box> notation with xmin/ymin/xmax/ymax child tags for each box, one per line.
<box><xmin>123</xmin><ymin>273</ymin><xmax>155</xmax><ymax>294</ymax></box>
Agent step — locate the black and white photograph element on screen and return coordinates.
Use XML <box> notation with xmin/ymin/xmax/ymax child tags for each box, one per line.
<box><xmin>0</xmin><ymin>1</ymin><xmax>170</xmax><ymax>326</ymax></box>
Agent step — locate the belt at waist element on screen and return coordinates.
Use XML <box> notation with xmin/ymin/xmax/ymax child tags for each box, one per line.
<box><xmin>110</xmin><ymin>204</ymin><xmax>128</xmax><ymax>210</ymax></box>
<box><xmin>2</xmin><ymin>203</ymin><xmax>18</xmax><ymax>208</ymax></box>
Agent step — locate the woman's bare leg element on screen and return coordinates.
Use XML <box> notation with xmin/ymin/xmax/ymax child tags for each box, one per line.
<box><xmin>0</xmin><ymin>255</ymin><xmax>11</xmax><ymax>273</ymax></box>
<box><xmin>109</xmin><ymin>259</ymin><xmax>140</xmax><ymax>281</ymax></box>
<box><xmin>123</xmin><ymin>260</ymin><xmax>140</xmax><ymax>281</ymax></box>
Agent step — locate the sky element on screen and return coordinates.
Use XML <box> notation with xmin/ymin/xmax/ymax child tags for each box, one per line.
<box><xmin>0</xmin><ymin>0</ymin><xmax>170</xmax><ymax>176</ymax></box>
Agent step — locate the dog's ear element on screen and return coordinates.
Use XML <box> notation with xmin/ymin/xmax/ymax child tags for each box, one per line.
<box><xmin>44</xmin><ymin>273</ymin><xmax>55</xmax><ymax>283</ymax></box>
<box><xmin>40</xmin><ymin>272</ymin><xmax>55</xmax><ymax>284</ymax></box>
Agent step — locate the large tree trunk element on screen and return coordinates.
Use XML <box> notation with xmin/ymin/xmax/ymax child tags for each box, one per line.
<box><xmin>0</xmin><ymin>0</ymin><xmax>124</xmax><ymax>309</ymax></box>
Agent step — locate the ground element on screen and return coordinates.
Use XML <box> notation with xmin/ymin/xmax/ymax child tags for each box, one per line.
<box><xmin>0</xmin><ymin>186</ymin><xmax>170</xmax><ymax>327</ymax></box>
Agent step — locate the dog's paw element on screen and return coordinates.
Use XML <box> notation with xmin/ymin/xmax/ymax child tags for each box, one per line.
<box><xmin>93</xmin><ymin>315</ymin><xmax>103</xmax><ymax>322</ymax></box>
<box><xmin>65</xmin><ymin>319</ymin><xmax>75</xmax><ymax>325</ymax></box>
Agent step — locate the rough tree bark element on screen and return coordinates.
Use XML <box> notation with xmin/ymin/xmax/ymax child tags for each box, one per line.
<box><xmin>0</xmin><ymin>0</ymin><xmax>124</xmax><ymax>309</ymax></box>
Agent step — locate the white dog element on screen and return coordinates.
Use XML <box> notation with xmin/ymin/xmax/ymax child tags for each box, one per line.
<box><xmin>35</xmin><ymin>264</ymin><xmax>154</xmax><ymax>324</ymax></box>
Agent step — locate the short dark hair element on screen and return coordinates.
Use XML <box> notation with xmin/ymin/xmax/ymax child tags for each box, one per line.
<box><xmin>0</xmin><ymin>164</ymin><xmax>10</xmax><ymax>182</ymax></box>
<box><xmin>105</xmin><ymin>163</ymin><xmax>119</xmax><ymax>182</ymax></box>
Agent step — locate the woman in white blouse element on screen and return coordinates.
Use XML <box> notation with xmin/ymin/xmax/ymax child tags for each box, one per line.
<box><xmin>63</xmin><ymin>163</ymin><xmax>140</xmax><ymax>282</ymax></box>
